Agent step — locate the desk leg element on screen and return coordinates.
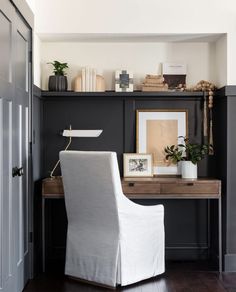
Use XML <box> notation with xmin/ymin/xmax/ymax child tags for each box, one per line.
<box><xmin>42</xmin><ymin>197</ymin><xmax>45</xmax><ymax>272</ymax></box>
<box><xmin>207</xmin><ymin>199</ymin><xmax>211</xmax><ymax>257</ymax></box>
<box><xmin>219</xmin><ymin>196</ymin><xmax>222</xmax><ymax>273</ymax></box>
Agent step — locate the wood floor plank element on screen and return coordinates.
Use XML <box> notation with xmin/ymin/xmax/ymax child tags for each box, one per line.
<box><xmin>23</xmin><ymin>262</ymin><xmax>236</xmax><ymax>292</ymax></box>
<box><xmin>24</xmin><ymin>271</ymin><xmax>236</xmax><ymax>292</ymax></box>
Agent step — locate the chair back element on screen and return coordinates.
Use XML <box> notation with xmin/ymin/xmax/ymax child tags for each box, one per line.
<box><xmin>60</xmin><ymin>151</ymin><xmax>121</xmax><ymax>236</ymax></box>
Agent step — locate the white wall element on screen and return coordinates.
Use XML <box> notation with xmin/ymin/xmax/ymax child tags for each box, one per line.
<box><xmin>24</xmin><ymin>0</ymin><xmax>42</xmax><ymax>87</ymax></box>
<box><xmin>33</xmin><ymin>34</ymin><xmax>41</xmax><ymax>87</ymax></box>
<box><xmin>25</xmin><ymin>0</ymin><xmax>35</xmax><ymax>14</ymax></box>
<box><xmin>215</xmin><ymin>35</ymin><xmax>227</xmax><ymax>87</ymax></box>
<box><xmin>34</xmin><ymin>0</ymin><xmax>234</xmax><ymax>34</ymax></box>
<box><xmin>34</xmin><ymin>0</ymin><xmax>236</xmax><ymax>87</ymax></box>
<box><xmin>41</xmin><ymin>42</ymin><xmax>217</xmax><ymax>90</ymax></box>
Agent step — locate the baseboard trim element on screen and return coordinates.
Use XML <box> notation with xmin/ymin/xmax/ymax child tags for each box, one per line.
<box><xmin>225</xmin><ymin>254</ymin><xmax>236</xmax><ymax>271</ymax></box>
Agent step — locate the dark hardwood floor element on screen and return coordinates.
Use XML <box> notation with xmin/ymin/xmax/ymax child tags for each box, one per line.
<box><xmin>24</xmin><ymin>262</ymin><xmax>236</xmax><ymax>292</ymax></box>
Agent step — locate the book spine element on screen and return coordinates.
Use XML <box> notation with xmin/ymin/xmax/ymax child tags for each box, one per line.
<box><xmin>144</xmin><ymin>78</ymin><xmax>164</xmax><ymax>84</ymax></box>
<box><xmin>146</xmin><ymin>74</ymin><xmax>163</xmax><ymax>79</ymax></box>
<box><xmin>82</xmin><ymin>68</ymin><xmax>85</xmax><ymax>92</ymax></box>
<box><xmin>142</xmin><ymin>83</ymin><xmax>165</xmax><ymax>87</ymax></box>
<box><xmin>142</xmin><ymin>86</ymin><xmax>168</xmax><ymax>92</ymax></box>
<box><xmin>86</xmin><ymin>66</ymin><xmax>89</xmax><ymax>92</ymax></box>
<box><xmin>90</xmin><ymin>68</ymin><xmax>93</xmax><ymax>92</ymax></box>
<box><xmin>92</xmin><ymin>69</ymin><xmax>96</xmax><ymax>92</ymax></box>
<box><xmin>89</xmin><ymin>68</ymin><xmax>92</xmax><ymax>91</ymax></box>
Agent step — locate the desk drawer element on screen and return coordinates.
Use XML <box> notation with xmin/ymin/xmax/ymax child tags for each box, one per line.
<box><xmin>122</xmin><ymin>182</ymin><xmax>161</xmax><ymax>194</ymax></box>
<box><xmin>161</xmin><ymin>182</ymin><xmax>220</xmax><ymax>194</ymax></box>
<box><xmin>43</xmin><ymin>177</ymin><xmax>64</xmax><ymax>196</ymax></box>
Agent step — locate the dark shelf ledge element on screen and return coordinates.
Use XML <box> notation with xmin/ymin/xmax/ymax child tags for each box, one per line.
<box><xmin>41</xmin><ymin>90</ymin><xmax>205</xmax><ymax>98</ymax></box>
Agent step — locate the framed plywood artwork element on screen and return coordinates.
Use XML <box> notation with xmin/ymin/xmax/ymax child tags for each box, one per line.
<box><xmin>136</xmin><ymin>109</ymin><xmax>188</xmax><ymax>175</ymax></box>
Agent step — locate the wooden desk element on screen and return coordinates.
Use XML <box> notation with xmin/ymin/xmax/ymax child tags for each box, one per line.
<box><xmin>42</xmin><ymin>177</ymin><xmax>222</xmax><ymax>272</ymax></box>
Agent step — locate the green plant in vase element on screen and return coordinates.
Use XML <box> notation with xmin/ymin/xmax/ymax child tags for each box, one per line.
<box><xmin>48</xmin><ymin>60</ymin><xmax>69</xmax><ymax>91</ymax></box>
<box><xmin>48</xmin><ymin>61</ymin><xmax>68</xmax><ymax>76</ymax></box>
<box><xmin>164</xmin><ymin>137</ymin><xmax>212</xmax><ymax>178</ymax></box>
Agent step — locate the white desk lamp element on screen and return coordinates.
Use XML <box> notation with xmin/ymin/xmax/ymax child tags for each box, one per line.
<box><xmin>50</xmin><ymin>125</ymin><xmax>103</xmax><ymax>178</ymax></box>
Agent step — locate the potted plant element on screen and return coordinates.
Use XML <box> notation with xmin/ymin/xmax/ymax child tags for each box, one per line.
<box><xmin>48</xmin><ymin>61</ymin><xmax>69</xmax><ymax>91</ymax></box>
<box><xmin>164</xmin><ymin>137</ymin><xmax>211</xmax><ymax>179</ymax></box>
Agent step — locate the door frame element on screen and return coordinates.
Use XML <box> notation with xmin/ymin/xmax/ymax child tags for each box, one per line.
<box><xmin>12</xmin><ymin>0</ymin><xmax>34</xmax><ymax>280</ymax></box>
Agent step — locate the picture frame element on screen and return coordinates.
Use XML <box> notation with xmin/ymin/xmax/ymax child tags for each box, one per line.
<box><xmin>162</xmin><ymin>63</ymin><xmax>187</xmax><ymax>90</ymax></box>
<box><xmin>115</xmin><ymin>70</ymin><xmax>133</xmax><ymax>92</ymax></box>
<box><xmin>123</xmin><ymin>153</ymin><xmax>153</xmax><ymax>177</ymax></box>
<box><xmin>136</xmin><ymin>109</ymin><xmax>188</xmax><ymax>175</ymax></box>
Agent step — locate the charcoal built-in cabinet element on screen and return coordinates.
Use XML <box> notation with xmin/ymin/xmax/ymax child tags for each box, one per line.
<box><xmin>0</xmin><ymin>0</ymin><xmax>32</xmax><ymax>291</ymax></box>
<box><xmin>41</xmin><ymin>90</ymin><xmax>218</xmax><ymax>268</ymax></box>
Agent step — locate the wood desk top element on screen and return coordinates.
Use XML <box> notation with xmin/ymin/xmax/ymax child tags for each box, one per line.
<box><xmin>42</xmin><ymin>176</ymin><xmax>221</xmax><ymax>200</ymax></box>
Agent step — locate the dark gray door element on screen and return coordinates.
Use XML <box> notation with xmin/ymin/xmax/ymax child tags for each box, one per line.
<box><xmin>14</xmin><ymin>10</ymin><xmax>31</xmax><ymax>292</ymax></box>
<box><xmin>0</xmin><ymin>1</ymin><xmax>16</xmax><ymax>291</ymax></box>
<box><xmin>0</xmin><ymin>0</ymin><xmax>31</xmax><ymax>291</ymax></box>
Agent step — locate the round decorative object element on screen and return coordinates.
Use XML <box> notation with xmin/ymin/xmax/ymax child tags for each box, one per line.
<box><xmin>48</xmin><ymin>75</ymin><xmax>68</xmax><ymax>91</ymax></box>
<box><xmin>73</xmin><ymin>74</ymin><xmax>105</xmax><ymax>92</ymax></box>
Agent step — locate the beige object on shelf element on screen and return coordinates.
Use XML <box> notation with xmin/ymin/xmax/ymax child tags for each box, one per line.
<box><xmin>96</xmin><ymin>75</ymin><xmax>105</xmax><ymax>92</ymax></box>
<box><xmin>74</xmin><ymin>74</ymin><xmax>105</xmax><ymax>92</ymax></box>
<box><xmin>74</xmin><ymin>75</ymin><xmax>82</xmax><ymax>92</ymax></box>
<box><xmin>141</xmin><ymin>74</ymin><xmax>168</xmax><ymax>92</ymax></box>
<box><xmin>142</xmin><ymin>84</ymin><xmax>168</xmax><ymax>92</ymax></box>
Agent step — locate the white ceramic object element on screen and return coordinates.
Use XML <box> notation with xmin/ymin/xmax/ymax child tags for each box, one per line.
<box><xmin>181</xmin><ymin>161</ymin><xmax>198</xmax><ymax>179</ymax></box>
<box><xmin>62</xmin><ymin>129</ymin><xmax>103</xmax><ymax>137</ymax></box>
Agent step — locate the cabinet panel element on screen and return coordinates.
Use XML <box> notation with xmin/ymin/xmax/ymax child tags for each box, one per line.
<box><xmin>1</xmin><ymin>99</ymin><xmax>13</xmax><ymax>285</ymax></box>
<box><xmin>16</xmin><ymin>31</ymin><xmax>27</xmax><ymax>91</ymax></box>
<box><xmin>43</xmin><ymin>99</ymin><xmax>124</xmax><ymax>176</ymax></box>
<box><xmin>0</xmin><ymin>10</ymin><xmax>11</xmax><ymax>83</ymax></box>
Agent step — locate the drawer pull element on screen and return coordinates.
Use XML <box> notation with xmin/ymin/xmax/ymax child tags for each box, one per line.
<box><xmin>186</xmin><ymin>182</ymin><xmax>194</xmax><ymax>186</ymax></box>
<box><xmin>128</xmin><ymin>183</ymin><xmax>135</xmax><ymax>187</ymax></box>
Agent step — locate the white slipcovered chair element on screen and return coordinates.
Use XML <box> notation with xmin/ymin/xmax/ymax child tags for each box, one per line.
<box><xmin>60</xmin><ymin>151</ymin><xmax>165</xmax><ymax>288</ymax></box>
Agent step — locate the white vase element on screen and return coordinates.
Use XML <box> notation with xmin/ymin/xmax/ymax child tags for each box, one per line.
<box><xmin>181</xmin><ymin>161</ymin><xmax>198</xmax><ymax>179</ymax></box>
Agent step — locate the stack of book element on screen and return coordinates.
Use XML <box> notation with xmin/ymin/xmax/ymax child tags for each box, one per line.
<box><xmin>81</xmin><ymin>67</ymin><xmax>97</xmax><ymax>92</ymax></box>
<box><xmin>142</xmin><ymin>75</ymin><xmax>168</xmax><ymax>92</ymax></box>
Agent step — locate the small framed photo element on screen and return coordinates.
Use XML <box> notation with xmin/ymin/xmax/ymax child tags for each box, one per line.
<box><xmin>162</xmin><ymin>63</ymin><xmax>187</xmax><ymax>90</ymax></box>
<box><xmin>136</xmin><ymin>109</ymin><xmax>188</xmax><ymax>175</ymax></box>
<box><xmin>123</xmin><ymin>153</ymin><xmax>153</xmax><ymax>177</ymax></box>
<box><xmin>115</xmin><ymin>70</ymin><xmax>133</xmax><ymax>92</ymax></box>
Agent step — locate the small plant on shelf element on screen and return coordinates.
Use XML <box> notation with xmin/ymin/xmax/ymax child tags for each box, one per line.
<box><xmin>165</xmin><ymin>137</ymin><xmax>210</xmax><ymax>164</ymax></box>
<box><xmin>164</xmin><ymin>137</ymin><xmax>212</xmax><ymax>178</ymax></box>
<box><xmin>48</xmin><ymin>61</ymin><xmax>69</xmax><ymax>76</ymax></box>
<box><xmin>47</xmin><ymin>60</ymin><xmax>69</xmax><ymax>91</ymax></box>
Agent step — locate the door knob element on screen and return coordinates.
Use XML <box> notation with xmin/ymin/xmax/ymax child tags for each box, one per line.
<box><xmin>12</xmin><ymin>167</ymin><xmax>24</xmax><ymax>177</ymax></box>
